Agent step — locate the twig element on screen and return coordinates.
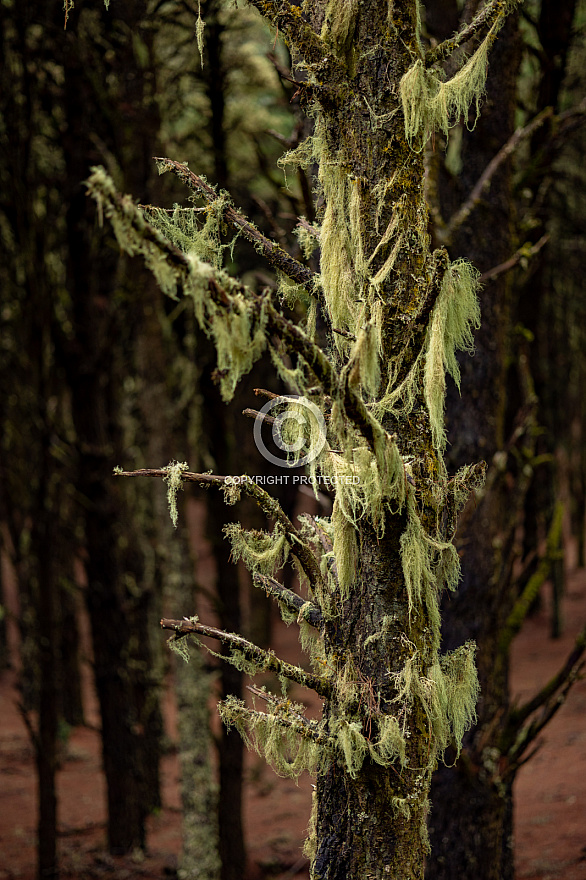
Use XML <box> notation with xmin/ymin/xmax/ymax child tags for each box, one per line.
<box><xmin>440</xmin><ymin>108</ymin><xmax>554</xmax><ymax>245</ymax></box>
<box><xmin>153</xmin><ymin>157</ymin><xmax>317</xmax><ymax>292</ymax></box>
<box><xmin>332</xmin><ymin>327</ymin><xmax>357</xmax><ymax>341</ymax></box>
<box><xmin>16</xmin><ymin>700</ymin><xmax>39</xmax><ymax>753</ymax></box>
<box><xmin>297</xmin><ymin>217</ymin><xmax>321</xmax><ymax>239</ymax></box>
<box><xmin>243</xmin><ymin>407</ymin><xmax>277</xmax><ymax>426</ymax></box>
<box><xmin>253</xmin><ymin>573</ymin><xmax>324</xmax><ymax>627</ymax></box>
<box><xmin>161</xmin><ymin>617</ymin><xmax>331</xmax><ymax>697</ymax></box>
<box><xmin>254</xmin><ymin>387</ymin><xmax>281</xmax><ymax>401</ymax></box>
<box><xmin>479</xmin><ymin>234</ymin><xmax>549</xmax><ymax>284</ymax></box>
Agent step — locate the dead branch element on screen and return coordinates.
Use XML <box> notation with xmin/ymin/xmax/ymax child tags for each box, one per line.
<box><xmin>506</xmin><ymin>625</ymin><xmax>586</xmax><ymax>734</ymax></box>
<box><xmin>253</xmin><ymin>572</ymin><xmax>324</xmax><ymax>628</ymax></box>
<box><xmin>243</xmin><ymin>407</ymin><xmax>277</xmax><ymax>427</ymax></box>
<box><xmin>161</xmin><ymin>617</ymin><xmax>331</xmax><ymax>697</ymax></box>
<box><xmin>479</xmin><ymin>234</ymin><xmax>549</xmax><ymax>284</ymax></box>
<box><xmin>440</xmin><ymin>108</ymin><xmax>554</xmax><ymax>245</ymax></box>
<box><xmin>153</xmin><ymin>157</ymin><xmax>317</xmax><ymax>292</ymax></box>
<box><xmin>505</xmin><ymin>659</ymin><xmax>584</xmax><ymax>772</ymax></box>
<box><xmin>254</xmin><ymin>387</ymin><xmax>281</xmax><ymax>401</ymax></box>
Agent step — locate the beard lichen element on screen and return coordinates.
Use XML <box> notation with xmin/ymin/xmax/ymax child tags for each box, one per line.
<box><xmin>224</xmin><ymin>522</ymin><xmax>290</xmax><ymax>577</ymax></box>
<box><xmin>400</xmin><ymin>17</ymin><xmax>504</xmax><ymax>147</ymax></box>
<box><xmin>162</xmin><ymin>460</ymin><xmax>189</xmax><ymax>528</ymax></box>
<box><xmin>85</xmin><ymin>167</ymin><xmax>269</xmax><ymax>403</ymax></box>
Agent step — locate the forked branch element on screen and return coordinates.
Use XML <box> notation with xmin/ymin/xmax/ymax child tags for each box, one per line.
<box><xmin>86</xmin><ymin>168</ymin><xmax>391</xmax><ymax>457</ymax></box>
<box><xmin>439</xmin><ymin>108</ymin><xmax>554</xmax><ymax>245</ymax></box>
<box><xmin>115</xmin><ymin>467</ymin><xmax>325</xmax><ymax>591</ymax></box>
<box><xmin>154</xmin><ymin>157</ymin><xmax>317</xmax><ymax>293</ymax></box>
<box><xmin>506</xmin><ymin>625</ymin><xmax>586</xmax><ymax>735</ymax></box>
<box><xmin>426</xmin><ymin>0</ymin><xmax>522</xmax><ymax>67</ymax></box>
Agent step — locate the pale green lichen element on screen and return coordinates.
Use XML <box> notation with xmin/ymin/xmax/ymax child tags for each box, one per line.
<box><xmin>400</xmin><ymin>13</ymin><xmax>510</xmax><ymax>147</ymax></box>
<box><xmin>373</xmin><ymin>254</ymin><xmax>480</xmax><ymax>453</ymax></box>
<box><xmin>85</xmin><ymin>168</ymin><xmax>268</xmax><ymax>403</ymax></box>
<box><xmin>168</xmin><ymin>635</ymin><xmax>191</xmax><ymax>664</ymax></box>
<box><xmin>294</xmin><ymin>221</ymin><xmax>321</xmax><ymax>260</ymax></box>
<box><xmin>162</xmin><ymin>460</ymin><xmax>188</xmax><ymax>528</ymax></box>
<box><xmin>196</xmin><ymin>0</ymin><xmax>205</xmax><ymax>62</ymax></box>
<box><xmin>400</xmin><ymin>491</ymin><xmax>460</xmax><ymax>643</ymax></box>
<box><xmin>224</xmin><ymin>522</ymin><xmax>290</xmax><ymax>577</ymax></box>
<box><xmin>424</xmin><ymin>259</ymin><xmax>481</xmax><ymax>450</ymax></box>
<box><xmin>219</xmin><ymin>695</ymin><xmax>324</xmax><ymax>779</ymax></box>
<box><xmin>321</xmin><ymin>0</ymin><xmax>359</xmax><ymax>60</ymax></box>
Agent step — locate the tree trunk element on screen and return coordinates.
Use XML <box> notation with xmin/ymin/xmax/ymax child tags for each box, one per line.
<box><xmin>60</xmin><ymin>2</ymin><xmax>164</xmax><ymax>852</ymax></box>
<box><xmin>426</xmin><ymin>16</ymin><xmax>522</xmax><ymax>879</ymax></box>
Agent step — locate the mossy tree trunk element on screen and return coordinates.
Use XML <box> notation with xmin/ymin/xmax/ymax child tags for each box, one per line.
<box><xmin>87</xmin><ymin>0</ymin><xmax>583</xmax><ymax>878</ymax></box>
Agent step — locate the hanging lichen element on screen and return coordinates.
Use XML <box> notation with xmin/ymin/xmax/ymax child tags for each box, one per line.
<box><xmin>400</xmin><ymin>491</ymin><xmax>460</xmax><ymax>646</ymax></box>
<box><xmin>162</xmin><ymin>460</ymin><xmax>188</xmax><ymax>528</ymax></box>
<box><xmin>219</xmin><ymin>695</ymin><xmax>325</xmax><ymax>779</ymax></box>
<box><xmin>85</xmin><ymin>167</ymin><xmax>269</xmax><ymax>403</ymax></box>
<box><xmin>321</xmin><ymin>0</ymin><xmax>359</xmax><ymax>63</ymax></box>
<box><xmin>400</xmin><ymin>15</ymin><xmax>510</xmax><ymax>147</ymax></box>
<box><xmin>424</xmin><ymin>259</ymin><xmax>481</xmax><ymax>450</ymax></box>
<box><xmin>196</xmin><ymin>0</ymin><xmax>205</xmax><ymax>62</ymax></box>
<box><xmin>224</xmin><ymin>522</ymin><xmax>290</xmax><ymax>577</ymax></box>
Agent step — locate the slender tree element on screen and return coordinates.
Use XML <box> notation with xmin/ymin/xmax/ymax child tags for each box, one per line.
<box><xmin>86</xmin><ymin>1</ymin><xmax>586</xmax><ymax>877</ymax></box>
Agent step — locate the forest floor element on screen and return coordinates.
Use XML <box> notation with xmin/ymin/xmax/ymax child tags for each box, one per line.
<box><xmin>1</xmin><ymin>530</ymin><xmax>585</xmax><ymax>880</ymax></box>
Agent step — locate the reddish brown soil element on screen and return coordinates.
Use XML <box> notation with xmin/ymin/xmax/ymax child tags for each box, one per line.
<box><xmin>1</xmin><ymin>546</ymin><xmax>585</xmax><ymax>880</ymax></box>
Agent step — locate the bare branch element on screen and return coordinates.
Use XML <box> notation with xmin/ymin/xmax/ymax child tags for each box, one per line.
<box><xmin>506</xmin><ymin>660</ymin><xmax>584</xmax><ymax>770</ymax></box>
<box><xmin>439</xmin><ymin>108</ymin><xmax>554</xmax><ymax>245</ymax></box>
<box><xmin>254</xmin><ymin>387</ymin><xmax>281</xmax><ymax>401</ymax></box>
<box><xmin>153</xmin><ymin>157</ymin><xmax>317</xmax><ymax>292</ymax></box>
<box><xmin>243</xmin><ymin>407</ymin><xmax>277</xmax><ymax>426</ymax></box>
<box><xmin>478</xmin><ymin>235</ymin><xmax>549</xmax><ymax>284</ymax></box>
<box><xmin>253</xmin><ymin>573</ymin><xmax>324</xmax><ymax>628</ymax></box>
<box><xmin>161</xmin><ymin>617</ymin><xmax>331</xmax><ymax>697</ymax></box>
<box><xmin>506</xmin><ymin>625</ymin><xmax>586</xmax><ymax>733</ymax></box>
